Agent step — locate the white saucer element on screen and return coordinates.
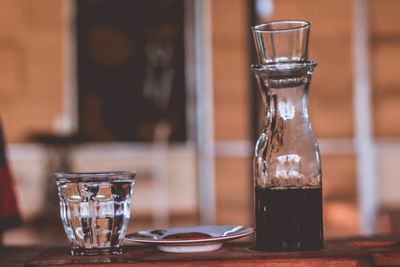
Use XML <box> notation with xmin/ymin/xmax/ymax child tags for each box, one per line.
<box><xmin>125</xmin><ymin>225</ymin><xmax>254</xmax><ymax>253</ymax></box>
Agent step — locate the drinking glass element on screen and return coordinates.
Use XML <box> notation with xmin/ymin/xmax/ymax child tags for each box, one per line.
<box><xmin>252</xmin><ymin>20</ymin><xmax>310</xmax><ymax>63</ymax></box>
<box><xmin>55</xmin><ymin>171</ymin><xmax>136</xmax><ymax>256</ymax></box>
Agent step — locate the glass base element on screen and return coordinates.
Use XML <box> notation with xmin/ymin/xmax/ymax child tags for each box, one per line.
<box><xmin>71</xmin><ymin>247</ymin><xmax>122</xmax><ymax>256</ymax></box>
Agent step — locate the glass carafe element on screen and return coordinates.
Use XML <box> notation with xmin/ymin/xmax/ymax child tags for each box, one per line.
<box><xmin>251</xmin><ymin>21</ymin><xmax>323</xmax><ymax>251</ymax></box>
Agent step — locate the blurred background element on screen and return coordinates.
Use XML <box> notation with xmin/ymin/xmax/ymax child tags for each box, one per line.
<box><xmin>1</xmin><ymin>0</ymin><xmax>400</xmax><ymax>246</ymax></box>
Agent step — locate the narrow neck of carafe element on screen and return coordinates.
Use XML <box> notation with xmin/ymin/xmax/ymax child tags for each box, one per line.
<box><xmin>264</xmin><ymin>85</ymin><xmax>309</xmax><ymax>124</ymax></box>
<box><xmin>252</xmin><ymin>62</ymin><xmax>316</xmax><ymax>125</ymax></box>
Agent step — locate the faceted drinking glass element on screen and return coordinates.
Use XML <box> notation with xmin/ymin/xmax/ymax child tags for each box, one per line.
<box><xmin>55</xmin><ymin>171</ymin><xmax>135</xmax><ymax>256</ymax></box>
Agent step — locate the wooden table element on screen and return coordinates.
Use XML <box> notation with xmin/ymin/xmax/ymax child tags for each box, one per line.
<box><xmin>17</xmin><ymin>237</ymin><xmax>400</xmax><ymax>267</ymax></box>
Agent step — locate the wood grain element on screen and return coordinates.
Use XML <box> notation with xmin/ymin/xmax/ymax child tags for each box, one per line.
<box><xmin>26</xmin><ymin>241</ymin><xmax>373</xmax><ymax>267</ymax></box>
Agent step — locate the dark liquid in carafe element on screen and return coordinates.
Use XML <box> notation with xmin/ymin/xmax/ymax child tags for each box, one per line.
<box><xmin>255</xmin><ymin>186</ymin><xmax>323</xmax><ymax>251</ymax></box>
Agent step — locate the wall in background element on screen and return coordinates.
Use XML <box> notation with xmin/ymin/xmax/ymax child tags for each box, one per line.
<box><xmin>211</xmin><ymin>0</ymin><xmax>252</xmax><ymax>227</ymax></box>
<box><xmin>0</xmin><ymin>0</ymin><xmax>63</xmax><ymax>142</ymax></box>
